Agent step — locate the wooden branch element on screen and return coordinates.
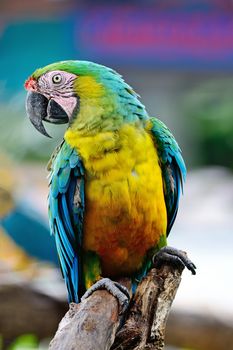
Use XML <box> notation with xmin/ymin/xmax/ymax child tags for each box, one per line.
<box><xmin>111</xmin><ymin>265</ymin><xmax>183</xmax><ymax>350</ymax></box>
<box><xmin>49</xmin><ymin>263</ymin><xmax>184</xmax><ymax>350</ymax></box>
<box><xmin>2</xmin><ymin>268</ymin><xmax>232</xmax><ymax>349</ymax></box>
<box><xmin>49</xmin><ymin>291</ymin><xmax>121</xmax><ymax>350</ymax></box>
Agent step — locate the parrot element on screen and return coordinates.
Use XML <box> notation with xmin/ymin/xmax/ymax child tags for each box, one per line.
<box><xmin>25</xmin><ymin>60</ymin><xmax>196</xmax><ymax>306</ymax></box>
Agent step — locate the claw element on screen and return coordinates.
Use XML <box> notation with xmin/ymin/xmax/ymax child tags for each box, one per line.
<box><xmin>81</xmin><ymin>278</ymin><xmax>130</xmax><ymax>314</ymax></box>
<box><xmin>153</xmin><ymin>246</ymin><xmax>196</xmax><ymax>275</ymax></box>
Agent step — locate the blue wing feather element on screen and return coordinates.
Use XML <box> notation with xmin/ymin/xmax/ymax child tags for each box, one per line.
<box><xmin>150</xmin><ymin>118</ymin><xmax>186</xmax><ymax>235</ymax></box>
<box><xmin>48</xmin><ymin>141</ymin><xmax>85</xmax><ymax>302</ymax></box>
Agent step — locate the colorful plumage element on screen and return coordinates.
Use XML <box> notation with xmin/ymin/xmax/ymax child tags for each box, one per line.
<box><xmin>25</xmin><ymin>60</ymin><xmax>191</xmax><ymax>303</ymax></box>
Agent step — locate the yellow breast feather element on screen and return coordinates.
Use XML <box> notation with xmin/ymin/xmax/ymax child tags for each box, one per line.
<box><xmin>65</xmin><ymin>123</ymin><xmax>167</xmax><ymax>276</ymax></box>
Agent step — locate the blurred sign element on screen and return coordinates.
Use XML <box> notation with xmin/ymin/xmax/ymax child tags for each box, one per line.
<box><xmin>1</xmin><ymin>3</ymin><xmax>233</xmax><ymax>94</ymax></box>
<box><xmin>74</xmin><ymin>6</ymin><xmax>233</xmax><ymax>68</ymax></box>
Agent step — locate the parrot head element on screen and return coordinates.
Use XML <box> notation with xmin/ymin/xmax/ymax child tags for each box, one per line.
<box><xmin>25</xmin><ymin>60</ymin><xmax>145</xmax><ymax>137</ymax></box>
<box><xmin>25</xmin><ymin>62</ymin><xmax>84</xmax><ymax>137</ymax></box>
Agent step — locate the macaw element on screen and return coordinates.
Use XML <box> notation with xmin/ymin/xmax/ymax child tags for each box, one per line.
<box><xmin>25</xmin><ymin>61</ymin><xmax>196</xmax><ymax>306</ymax></box>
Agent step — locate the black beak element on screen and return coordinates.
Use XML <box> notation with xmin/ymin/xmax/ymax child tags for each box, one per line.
<box><xmin>26</xmin><ymin>92</ymin><xmax>69</xmax><ymax>137</ymax></box>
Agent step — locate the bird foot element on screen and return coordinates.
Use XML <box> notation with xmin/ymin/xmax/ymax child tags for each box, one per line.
<box><xmin>81</xmin><ymin>277</ymin><xmax>130</xmax><ymax>314</ymax></box>
<box><xmin>152</xmin><ymin>246</ymin><xmax>196</xmax><ymax>275</ymax></box>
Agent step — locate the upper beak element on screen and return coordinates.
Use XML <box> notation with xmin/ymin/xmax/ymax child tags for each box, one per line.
<box><xmin>25</xmin><ymin>91</ymin><xmax>69</xmax><ymax>137</ymax></box>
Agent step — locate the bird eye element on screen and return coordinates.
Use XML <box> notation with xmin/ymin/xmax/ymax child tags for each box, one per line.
<box><xmin>52</xmin><ymin>74</ymin><xmax>62</xmax><ymax>84</ymax></box>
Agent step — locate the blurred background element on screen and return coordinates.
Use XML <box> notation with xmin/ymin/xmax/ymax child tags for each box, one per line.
<box><xmin>0</xmin><ymin>0</ymin><xmax>233</xmax><ymax>349</ymax></box>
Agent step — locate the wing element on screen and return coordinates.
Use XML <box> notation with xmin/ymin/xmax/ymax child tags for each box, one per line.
<box><xmin>150</xmin><ymin>118</ymin><xmax>186</xmax><ymax>235</ymax></box>
<box><xmin>48</xmin><ymin>141</ymin><xmax>85</xmax><ymax>302</ymax></box>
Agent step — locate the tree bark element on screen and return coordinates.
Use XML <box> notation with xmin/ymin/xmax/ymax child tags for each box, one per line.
<box><xmin>1</xmin><ymin>270</ymin><xmax>233</xmax><ymax>350</ymax></box>
<box><xmin>49</xmin><ymin>291</ymin><xmax>120</xmax><ymax>350</ymax></box>
<box><xmin>49</xmin><ymin>263</ymin><xmax>184</xmax><ymax>350</ymax></box>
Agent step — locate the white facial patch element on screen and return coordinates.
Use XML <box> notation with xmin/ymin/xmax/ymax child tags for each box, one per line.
<box><xmin>38</xmin><ymin>70</ymin><xmax>77</xmax><ymax>96</ymax></box>
<box><xmin>38</xmin><ymin>70</ymin><xmax>78</xmax><ymax>118</ymax></box>
<box><xmin>52</xmin><ymin>95</ymin><xmax>78</xmax><ymax>119</ymax></box>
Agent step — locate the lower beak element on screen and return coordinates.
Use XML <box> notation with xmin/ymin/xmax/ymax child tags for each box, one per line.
<box><xmin>26</xmin><ymin>92</ymin><xmax>69</xmax><ymax>137</ymax></box>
